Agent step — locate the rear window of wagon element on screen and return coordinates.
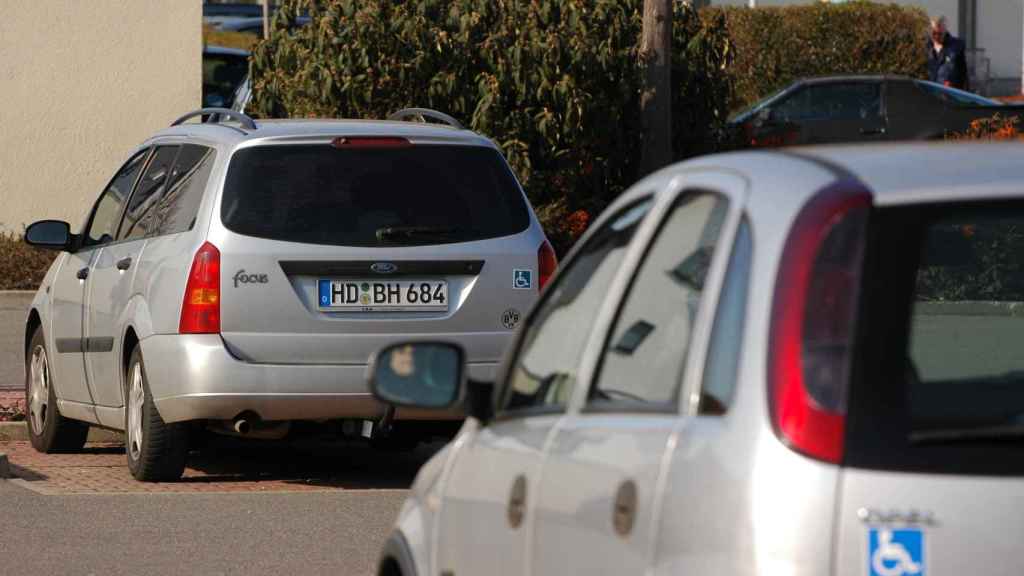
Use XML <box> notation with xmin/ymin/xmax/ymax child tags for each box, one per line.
<box><xmin>220</xmin><ymin>144</ymin><xmax>530</xmax><ymax>246</ymax></box>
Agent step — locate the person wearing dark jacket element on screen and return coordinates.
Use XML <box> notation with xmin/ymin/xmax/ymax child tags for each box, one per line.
<box><xmin>927</xmin><ymin>16</ymin><xmax>969</xmax><ymax>90</ymax></box>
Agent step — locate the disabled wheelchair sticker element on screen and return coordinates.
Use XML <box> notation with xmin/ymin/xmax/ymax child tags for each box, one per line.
<box><xmin>513</xmin><ymin>269</ymin><xmax>533</xmax><ymax>290</ymax></box>
<box><xmin>868</xmin><ymin>528</ymin><xmax>924</xmax><ymax>576</ymax></box>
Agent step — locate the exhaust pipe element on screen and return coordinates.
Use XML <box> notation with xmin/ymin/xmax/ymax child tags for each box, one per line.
<box><xmin>233</xmin><ymin>417</ymin><xmax>251</xmax><ymax>435</ymax></box>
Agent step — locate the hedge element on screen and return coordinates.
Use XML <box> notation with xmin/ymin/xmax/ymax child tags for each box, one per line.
<box><xmin>0</xmin><ymin>231</ymin><xmax>55</xmax><ymax>290</ymax></box>
<box><xmin>706</xmin><ymin>2</ymin><xmax>929</xmax><ymax>112</ymax></box>
<box><xmin>250</xmin><ymin>0</ymin><xmax>732</xmax><ymax>252</ymax></box>
<box><xmin>249</xmin><ymin>1</ymin><xmax>930</xmax><ymax>251</ymax></box>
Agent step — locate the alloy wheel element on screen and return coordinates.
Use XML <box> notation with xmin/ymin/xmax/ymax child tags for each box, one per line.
<box><xmin>28</xmin><ymin>345</ymin><xmax>49</xmax><ymax>436</ymax></box>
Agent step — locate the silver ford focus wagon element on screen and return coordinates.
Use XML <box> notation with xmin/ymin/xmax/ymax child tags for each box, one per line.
<box><xmin>22</xmin><ymin>108</ymin><xmax>553</xmax><ymax>481</ymax></box>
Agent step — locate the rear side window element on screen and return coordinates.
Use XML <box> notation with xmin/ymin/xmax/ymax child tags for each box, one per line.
<box><xmin>120</xmin><ymin>146</ymin><xmax>179</xmax><ymax>240</ymax></box>
<box><xmin>220</xmin><ymin>145</ymin><xmax>530</xmax><ymax>246</ymax></box>
<box><xmin>847</xmin><ymin>201</ymin><xmax>1024</xmax><ymax>475</ymax></box>
<box><xmin>150</xmin><ymin>145</ymin><xmax>216</xmax><ymax>236</ymax></box>
<box><xmin>772</xmin><ymin>82</ymin><xmax>881</xmax><ymax>122</ymax></box>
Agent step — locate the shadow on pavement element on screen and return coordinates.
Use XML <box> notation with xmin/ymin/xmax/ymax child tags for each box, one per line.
<box><xmin>183</xmin><ymin>435</ymin><xmax>446</xmax><ymax>489</ymax></box>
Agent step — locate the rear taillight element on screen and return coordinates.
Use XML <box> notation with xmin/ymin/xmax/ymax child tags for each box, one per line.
<box><xmin>538</xmin><ymin>240</ymin><xmax>558</xmax><ymax>290</ymax></box>
<box><xmin>768</xmin><ymin>183</ymin><xmax>869</xmax><ymax>464</ymax></box>
<box><xmin>179</xmin><ymin>242</ymin><xmax>221</xmax><ymax>334</ymax></box>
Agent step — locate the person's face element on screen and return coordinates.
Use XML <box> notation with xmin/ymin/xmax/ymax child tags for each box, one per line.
<box><xmin>931</xmin><ymin>24</ymin><xmax>946</xmax><ymax>42</ymax></box>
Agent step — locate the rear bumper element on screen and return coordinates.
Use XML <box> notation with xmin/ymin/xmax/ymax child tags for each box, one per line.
<box><xmin>140</xmin><ymin>334</ymin><xmax>497</xmax><ymax>424</ymax></box>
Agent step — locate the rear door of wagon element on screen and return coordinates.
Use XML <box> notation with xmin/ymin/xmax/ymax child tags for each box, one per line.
<box><xmin>215</xmin><ymin>139</ymin><xmax>544</xmax><ymax>368</ymax></box>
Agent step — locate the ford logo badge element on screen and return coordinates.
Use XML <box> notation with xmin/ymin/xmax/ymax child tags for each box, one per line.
<box><xmin>370</xmin><ymin>262</ymin><xmax>398</xmax><ymax>274</ymax></box>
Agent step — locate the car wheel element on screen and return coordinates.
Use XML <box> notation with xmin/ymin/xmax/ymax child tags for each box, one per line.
<box><xmin>125</xmin><ymin>345</ymin><xmax>188</xmax><ymax>481</ymax></box>
<box><xmin>26</xmin><ymin>326</ymin><xmax>89</xmax><ymax>453</ymax></box>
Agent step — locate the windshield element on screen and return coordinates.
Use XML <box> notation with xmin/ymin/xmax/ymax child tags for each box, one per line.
<box><xmin>221</xmin><ymin>144</ymin><xmax>530</xmax><ymax>246</ymax></box>
<box><xmin>914</xmin><ymin>80</ymin><xmax>1000</xmax><ymax>107</ymax></box>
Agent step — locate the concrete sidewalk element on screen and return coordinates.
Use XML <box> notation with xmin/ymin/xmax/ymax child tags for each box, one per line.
<box><xmin>0</xmin><ymin>292</ymin><xmax>32</xmax><ymax>389</ymax></box>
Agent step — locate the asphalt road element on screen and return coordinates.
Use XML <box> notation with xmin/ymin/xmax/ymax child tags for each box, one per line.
<box><xmin>0</xmin><ymin>479</ymin><xmax>406</xmax><ymax>575</ymax></box>
<box><xmin>0</xmin><ymin>292</ymin><xmax>31</xmax><ymax>389</ymax></box>
<box><xmin>0</xmin><ymin>435</ymin><xmax>446</xmax><ymax>575</ymax></box>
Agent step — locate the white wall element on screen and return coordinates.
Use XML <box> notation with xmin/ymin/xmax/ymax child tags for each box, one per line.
<box><xmin>0</xmin><ymin>1</ymin><xmax>202</xmax><ymax>231</ymax></box>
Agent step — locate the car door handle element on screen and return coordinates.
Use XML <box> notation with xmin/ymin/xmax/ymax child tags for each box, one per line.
<box><xmin>76</xmin><ymin>267</ymin><xmax>89</xmax><ymax>280</ymax></box>
<box><xmin>612</xmin><ymin>480</ymin><xmax>638</xmax><ymax>537</ymax></box>
<box><xmin>860</xmin><ymin>127</ymin><xmax>887</xmax><ymax>136</ymax></box>
<box><xmin>116</xmin><ymin>257</ymin><xmax>133</xmax><ymax>271</ymax></box>
<box><xmin>507</xmin><ymin>475</ymin><xmax>527</xmax><ymax>529</ymax></box>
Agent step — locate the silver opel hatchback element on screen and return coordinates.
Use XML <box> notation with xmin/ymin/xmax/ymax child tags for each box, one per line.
<box><xmin>22</xmin><ymin>108</ymin><xmax>553</xmax><ymax>481</ymax></box>
<box><xmin>367</xmin><ymin>143</ymin><xmax>1024</xmax><ymax>576</ymax></box>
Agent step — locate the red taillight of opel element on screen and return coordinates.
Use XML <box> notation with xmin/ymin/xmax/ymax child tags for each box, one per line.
<box><xmin>768</xmin><ymin>183</ymin><xmax>869</xmax><ymax>464</ymax></box>
<box><xmin>179</xmin><ymin>242</ymin><xmax>221</xmax><ymax>334</ymax></box>
<box><xmin>538</xmin><ymin>240</ymin><xmax>558</xmax><ymax>291</ymax></box>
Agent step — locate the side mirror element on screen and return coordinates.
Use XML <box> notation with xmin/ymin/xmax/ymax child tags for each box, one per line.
<box><xmin>24</xmin><ymin>220</ymin><xmax>72</xmax><ymax>251</ymax></box>
<box><xmin>369</xmin><ymin>342</ymin><xmax>464</xmax><ymax>410</ymax></box>
<box><xmin>756</xmin><ymin>107</ymin><xmax>774</xmax><ymax>124</ymax></box>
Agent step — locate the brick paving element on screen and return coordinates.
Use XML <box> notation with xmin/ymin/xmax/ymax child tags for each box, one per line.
<box><xmin>1</xmin><ymin>435</ymin><xmax>431</xmax><ymax>495</ymax></box>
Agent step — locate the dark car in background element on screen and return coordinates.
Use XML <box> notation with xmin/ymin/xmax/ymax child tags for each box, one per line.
<box><xmin>729</xmin><ymin>75</ymin><xmax>1023</xmax><ymax>147</ymax></box>
<box><xmin>203</xmin><ymin>45</ymin><xmax>249</xmax><ymax>108</ymax></box>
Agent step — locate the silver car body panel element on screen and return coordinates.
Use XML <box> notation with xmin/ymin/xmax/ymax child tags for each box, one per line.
<box><xmin>27</xmin><ymin>118</ymin><xmax>545</xmax><ymax>427</ymax></box>
<box><xmin>387</xmin><ymin>142</ymin><xmax>1024</xmax><ymax>575</ymax></box>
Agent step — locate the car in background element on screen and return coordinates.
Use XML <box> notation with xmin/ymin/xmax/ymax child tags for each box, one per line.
<box><xmin>22</xmin><ymin>106</ymin><xmax>554</xmax><ymax>481</ymax></box>
<box><xmin>214</xmin><ymin>16</ymin><xmax>311</xmax><ymax>38</ymax></box>
<box><xmin>368</xmin><ymin>143</ymin><xmax>1024</xmax><ymax>576</ymax></box>
<box><xmin>202</xmin><ymin>45</ymin><xmax>249</xmax><ymax>108</ymax></box>
<box><xmin>730</xmin><ymin>75</ymin><xmax>1024</xmax><ymax>147</ymax></box>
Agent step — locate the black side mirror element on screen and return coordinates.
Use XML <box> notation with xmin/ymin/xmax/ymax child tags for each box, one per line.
<box><xmin>369</xmin><ymin>342</ymin><xmax>465</xmax><ymax>410</ymax></box>
<box><xmin>368</xmin><ymin>341</ymin><xmax>496</xmax><ymax>423</ymax></box>
<box><xmin>24</xmin><ymin>220</ymin><xmax>72</xmax><ymax>251</ymax></box>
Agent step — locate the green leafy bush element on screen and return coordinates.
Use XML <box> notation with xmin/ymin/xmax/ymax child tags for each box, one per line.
<box><xmin>705</xmin><ymin>2</ymin><xmax>929</xmax><ymax>112</ymax></box>
<box><xmin>250</xmin><ymin>0</ymin><xmax>733</xmax><ymax>252</ymax></box>
<box><xmin>0</xmin><ymin>231</ymin><xmax>55</xmax><ymax>290</ymax></box>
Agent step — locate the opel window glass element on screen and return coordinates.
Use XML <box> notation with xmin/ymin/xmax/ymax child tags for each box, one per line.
<box><xmin>500</xmin><ymin>199</ymin><xmax>653</xmax><ymax>414</ymax></box>
<box><xmin>590</xmin><ymin>193</ymin><xmax>729</xmax><ymax>409</ymax></box>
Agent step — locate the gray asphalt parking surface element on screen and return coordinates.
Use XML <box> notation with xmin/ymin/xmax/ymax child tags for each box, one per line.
<box><xmin>0</xmin><ymin>479</ymin><xmax>406</xmax><ymax>575</ymax></box>
<box><xmin>0</xmin><ymin>435</ymin><xmax>446</xmax><ymax>574</ymax></box>
<box><xmin>0</xmin><ymin>292</ymin><xmax>31</xmax><ymax>389</ymax></box>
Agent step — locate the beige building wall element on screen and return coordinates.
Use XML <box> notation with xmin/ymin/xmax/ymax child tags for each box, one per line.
<box><xmin>0</xmin><ymin>1</ymin><xmax>201</xmax><ymax>232</ymax></box>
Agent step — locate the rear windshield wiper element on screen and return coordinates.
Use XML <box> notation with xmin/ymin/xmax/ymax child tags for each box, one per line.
<box><xmin>910</xmin><ymin>423</ymin><xmax>1024</xmax><ymax>445</ymax></box>
<box><xmin>376</xmin><ymin>226</ymin><xmax>460</xmax><ymax>243</ymax></box>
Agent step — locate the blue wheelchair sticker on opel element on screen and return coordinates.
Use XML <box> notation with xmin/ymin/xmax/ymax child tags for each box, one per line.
<box><xmin>868</xmin><ymin>528</ymin><xmax>924</xmax><ymax>576</ymax></box>
<box><xmin>513</xmin><ymin>269</ymin><xmax>533</xmax><ymax>290</ymax></box>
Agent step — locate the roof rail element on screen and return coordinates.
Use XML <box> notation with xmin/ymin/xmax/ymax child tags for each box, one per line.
<box><xmin>387</xmin><ymin>108</ymin><xmax>464</xmax><ymax>130</ymax></box>
<box><xmin>171</xmin><ymin>108</ymin><xmax>258</xmax><ymax>131</ymax></box>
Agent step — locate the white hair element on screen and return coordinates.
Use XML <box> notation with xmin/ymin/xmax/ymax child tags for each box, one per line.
<box><xmin>931</xmin><ymin>15</ymin><xmax>947</xmax><ymax>30</ymax></box>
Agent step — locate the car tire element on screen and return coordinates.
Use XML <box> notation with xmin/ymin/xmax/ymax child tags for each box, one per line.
<box><xmin>124</xmin><ymin>345</ymin><xmax>188</xmax><ymax>481</ymax></box>
<box><xmin>25</xmin><ymin>326</ymin><xmax>89</xmax><ymax>453</ymax></box>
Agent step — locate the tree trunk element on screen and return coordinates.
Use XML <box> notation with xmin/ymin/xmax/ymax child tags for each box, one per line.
<box><xmin>640</xmin><ymin>0</ymin><xmax>672</xmax><ymax>176</ymax></box>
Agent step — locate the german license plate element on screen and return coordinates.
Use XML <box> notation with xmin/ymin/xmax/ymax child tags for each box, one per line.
<box><xmin>317</xmin><ymin>279</ymin><xmax>449</xmax><ymax>311</ymax></box>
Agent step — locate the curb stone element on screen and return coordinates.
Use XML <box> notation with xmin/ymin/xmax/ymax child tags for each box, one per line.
<box><xmin>0</xmin><ymin>422</ymin><xmax>122</xmax><ymax>443</ymax></box>
<box><xmin>0</xmin><ymin>453</ymin><xmax>8</xmax><ymax>478</ymax></box>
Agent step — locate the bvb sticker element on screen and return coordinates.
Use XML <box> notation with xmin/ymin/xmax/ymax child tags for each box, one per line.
<box><xmin>501</xmin><ymin>308</ymin><xmax>521</xmax><ymax>330</ymax></box>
